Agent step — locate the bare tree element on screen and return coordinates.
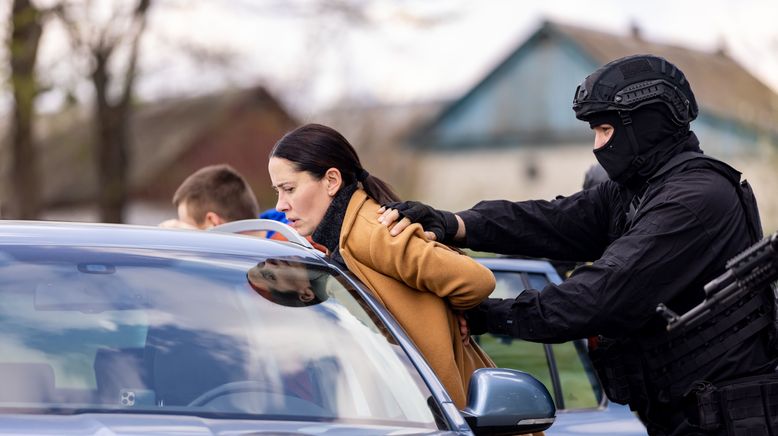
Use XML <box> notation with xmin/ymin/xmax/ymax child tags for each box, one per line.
<box><xmin>54</xmin><ymin>0</ymin><xmax>151</xmax><ymax>223</ymax></box>
<box><xmin>5</xmin><ymin>0</ymin><xmax>43</xmax><ymax>219</ymax></box>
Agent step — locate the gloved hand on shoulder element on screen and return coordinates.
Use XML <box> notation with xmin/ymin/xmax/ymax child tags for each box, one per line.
<box><xmin>382</xmin><ymin>201</ymin><xmax>459</xmax><ymax>243</ymax></box>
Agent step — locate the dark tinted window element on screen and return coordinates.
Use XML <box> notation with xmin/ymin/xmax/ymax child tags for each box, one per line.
<box><xmin>526</xmin><ymin>272</ymin><xmax>550</xmax><ymax>291</ymax></box>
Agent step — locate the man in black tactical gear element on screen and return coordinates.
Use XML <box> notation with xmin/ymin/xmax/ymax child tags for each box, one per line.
<box><xmin>378</xmin><ymin>54</ymin><xmax>776</xmax><ymax>435</ymax></box>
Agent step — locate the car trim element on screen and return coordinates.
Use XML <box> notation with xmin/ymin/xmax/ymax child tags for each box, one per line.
<box><xmin>518</xmin><ymin>417</ymin><xmax>556</xmax><ymax>425</ymax></box>
<box><xmin>210</xmin><ymin>219</ymin><xmax>314</xmax><ymax>249</ymax></box>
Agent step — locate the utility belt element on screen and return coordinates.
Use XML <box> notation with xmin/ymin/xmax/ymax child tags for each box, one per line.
<box><xmin>685</xmin><ymin>373</ymin><xmax>778</xmax><ymax>434</ymax></box>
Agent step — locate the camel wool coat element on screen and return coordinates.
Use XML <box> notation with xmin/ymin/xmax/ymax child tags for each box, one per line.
<box><xmin>337</xmin><ymin>189</ymin><xmax>496</xmax><ymax>409</ymax></box>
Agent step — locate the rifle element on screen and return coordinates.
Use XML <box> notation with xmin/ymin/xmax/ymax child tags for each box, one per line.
<box><xmin>657</xmin><ymin>232</ymin><xmax>778</xmax><ymax>332</ymax></box>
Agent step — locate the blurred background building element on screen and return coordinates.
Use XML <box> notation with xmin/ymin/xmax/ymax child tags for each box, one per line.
<box><xmin>33</xmin><ymin>87</ymin><xmax>295</xmax><ymax>223</ymax></box>
<box><xmin>322</xmin><ymin>19</ymin><xmax>778</xmax><ymax>231</ymax></box>
<box><xmin>397</xmin><ymin>21</ymin><xmax>778</xmax><ymax>227</ymax></box>
<box><xmin>1</xmin><ymin>1</ymin><xmax>777</xmax><ymax>232</ymax></box>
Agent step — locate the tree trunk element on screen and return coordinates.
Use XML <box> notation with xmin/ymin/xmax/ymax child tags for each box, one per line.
<box><xmin>90</xmin><ymin>0</ymin><xmax>150</xmax><ymax>223</ymax></box>
<box><xmin>92</xmin><ymin>50</ymin><xmax>128</xmax><ymax>224</ymax></box>
<box><xmin>6</xmin><ymin>0</ymin><xmax>42</xmax><ymax>219</ymax></box>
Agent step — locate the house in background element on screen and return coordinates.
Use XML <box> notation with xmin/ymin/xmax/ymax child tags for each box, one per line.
<box><xmin>314</xmin><ymin>100</ymin><xmax>446</xmax><ymax>197</ymax></box>
<box><xmin>407</xmin><ymin>20</ymin><xmax>778</xmax><ymax>231</ymax></box>
<box><xmin>32</xmin><ymin>86</ymin><xmax>297</xmax><ymax>224</ymax></box>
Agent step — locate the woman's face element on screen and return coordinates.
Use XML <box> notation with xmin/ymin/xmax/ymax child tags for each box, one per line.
<box><xmin>269</xmin><ymin>157</ymin><xmax>337</xmax><ymax>236</ymax></box>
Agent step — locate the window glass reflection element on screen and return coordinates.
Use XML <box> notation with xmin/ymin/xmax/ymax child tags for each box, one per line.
<box><xmin>526</xmin><ymin>272</ymin><xmax>550</xmax><ymax>292</ymax></box>
<box><xmin>491</xmin><ymin>271</ymin><xmax>526</xmax><ymax>299</ymax></box>
<box><xmin>0</xmin><ymin>246</ymin><xmax>436</xmax><ymax>428</ymax></box>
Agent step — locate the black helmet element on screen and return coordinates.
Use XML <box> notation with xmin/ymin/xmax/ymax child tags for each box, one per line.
<box><xmin>572</xmin><ymin>54</ymin><xmax>698</xmax><ymax>125</ymax></box>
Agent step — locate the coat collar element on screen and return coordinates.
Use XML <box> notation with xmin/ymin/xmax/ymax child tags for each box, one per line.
<box><xmin>338</xmin><ymin>188</ymin><xmax>370</xmax><ymax>251</ymax></box>
<box><xmin>311</xmin><ymin>183</ymin><xmax>358</xmax><ymax>255</ymax></box>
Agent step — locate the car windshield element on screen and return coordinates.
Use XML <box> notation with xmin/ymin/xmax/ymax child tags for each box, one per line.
<box><xmin>0</xmin><ymin>245</ymin><xmax>437</xmax><ymax>428</ymax></box>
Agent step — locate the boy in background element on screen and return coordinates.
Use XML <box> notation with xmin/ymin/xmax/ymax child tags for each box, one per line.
<box><xmin>160</xmin><ymin>164</ymin><xmax>261</xmax><ymax>230</ymax></box>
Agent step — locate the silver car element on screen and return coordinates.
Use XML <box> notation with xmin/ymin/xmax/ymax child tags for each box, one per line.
<box><xmin>0</xmin><ymin>221</ymin><xmax>554</xmax><ymax>435</ymax></box>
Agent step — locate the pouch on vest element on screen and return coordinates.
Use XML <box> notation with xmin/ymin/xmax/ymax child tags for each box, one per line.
<box><xmin>589</xmin><ymin>338</ymin><xmax>647</xmax><ymax>407</ymax></box>
<box><xmin>685</xmin><ymin>373</ymin><xmax>778</xmax><ymax>435</ymax></box>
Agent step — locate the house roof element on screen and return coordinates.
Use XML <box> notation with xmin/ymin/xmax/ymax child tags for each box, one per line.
<box><xmin>317</xmin><ymin>100</ymin><xmax>446</xmax><ymax>149</ymax></box>
<box><xmin>131</xmin><ymin>86</ymin><xmax>293</xmax><ymax>187</ymax></box>
<box><xmin>34</xmin><ymin>86</ymin><xmax>296</xmax><ymax>206</ymax></box>
<box><xmin>548</xmin><ymin>21</ymin><xmax>778</xmax><ymax>136</ymax></box>
<box><xmin>415</xmin><ymin>20</ymin><xmax>778</xmax><ymax>144</ymax></box>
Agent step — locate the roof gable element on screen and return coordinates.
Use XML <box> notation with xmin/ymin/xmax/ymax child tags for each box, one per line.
<box><xmin>414</xmin><ymin>25</ymin><xmax>597</xmax><ymax>149</ymax></box>
<box><xmin>414</xmin><ymin>20</ymin><xmax>778</xmax><ymax>149</ymax></box>
<box><xmin>551</xmin><ymin>21</ymin><xmax>778</xmax><ymax>137</ymax></box>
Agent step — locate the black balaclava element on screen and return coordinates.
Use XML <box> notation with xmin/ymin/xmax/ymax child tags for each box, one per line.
<box><xmin>588</xmin><ymin>104</ymin><xmax>690</xmax><ymax>188</ymax></box>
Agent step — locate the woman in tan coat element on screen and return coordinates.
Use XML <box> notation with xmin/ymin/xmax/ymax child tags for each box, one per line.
<box><xmin>267</xmin><ymin>123</ymin><xmax>495</xmax><ymax>409</ymax></box>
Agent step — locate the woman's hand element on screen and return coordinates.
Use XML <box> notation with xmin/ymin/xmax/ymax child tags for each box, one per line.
<box><xmin>456</xmin><ymin>311</ymin><xmax>471</xmax><ymax>346</ymax></box>
<box><xmin>377</xmin><ymin>205</ymin><xmax>437</xmax><ymax>240</ymax></box>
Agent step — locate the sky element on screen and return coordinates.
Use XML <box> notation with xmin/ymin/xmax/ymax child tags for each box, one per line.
<box><xmin>6</xmin><ymin>0</ymin><xmax>778</xmax><ymax>116</ymax></box>
<box><xmin>140</xmin><ymin>0</ymin><xmax>778</xmax><ymax>113</ymax></box>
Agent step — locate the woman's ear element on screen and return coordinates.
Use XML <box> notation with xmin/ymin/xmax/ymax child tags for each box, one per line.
<box><xmin>324</xmin><ymin>168</ymin><xmax>343</xmax><ymax>196</ymax></box>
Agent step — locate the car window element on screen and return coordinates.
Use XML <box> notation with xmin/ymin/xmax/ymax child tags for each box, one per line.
<box><xmin>490</xmin><ymin>270</ymin><xmax>526</xmax><ymax>299</ymax></box>
<box><xmin>477</xmin><ymin>335</ymin><xmax>552</xmax><ymax>394</ymax></box>
<box><xmin>526</xmin><ymin>272</ymin><xmax>550</xmax><ymax>291</ymax></box>
<box><xmin>551</xmin><ymin>341</ymin><xmax>602</xmax><ymax>409</ymax></box>
<box><xmin>0</xmin><ymin>246</ymin><xmax>438</xmax><ymax>429</ymax></box>
<box><xmin>479</xmin><ymin>269</ymin><xmax>603</xmax><ymax>411</ymax></box>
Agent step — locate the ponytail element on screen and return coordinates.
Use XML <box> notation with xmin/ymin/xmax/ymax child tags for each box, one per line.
<box><xmin>271</xmin><ymin>123</ymin><xmax>401</xmax><ymax>204</ymax></box>
<box><xmin>361</xmin><ymin>173</ymin><xmax>401</xmax><ymax>205</ymax></box>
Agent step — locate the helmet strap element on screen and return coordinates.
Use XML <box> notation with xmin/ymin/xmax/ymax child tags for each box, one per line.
<box><xmin>618</xmin><ymin>111</ymin><xmax>642</xmax><ymax>157</ymax></box>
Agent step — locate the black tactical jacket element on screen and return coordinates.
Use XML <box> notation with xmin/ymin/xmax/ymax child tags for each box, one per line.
<box><xmin>460</xmin><ymin>145</ymin><xmax>775</xmax><ymax>433</ymax></box>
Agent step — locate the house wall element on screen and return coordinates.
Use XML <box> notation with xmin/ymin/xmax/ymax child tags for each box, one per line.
<box><xmin>729</xmin><ymin>148</ymin><xmax>778</xmax><ymax>233</ymax></box>
<box><xmin>424</xmin><ymin>35</ymin><xmax>595</xmax><ymax>149</ymax></box>
<box><xmin>41</xmin><ymin>200</ymin><xmax>175</xmax><ymax>226</ymax></box>
<box><xmin>409</xmin><ymin>140</ymin><xmax>778</xmax><ymax>233</ymax></box>
<box><xmin>409</xmin><ymin>30</ymin><xmax>778</xmax><ymax>234</ymax></box>
<box><xmin>694</xmin><ymin>114</ymin><xmax>763</xmax><ymax>158</ymax></box>
<box><xmin>134</xmin><ymin>100</ymin><xmax>297</xmax><ymax>212</ymax></box>
<box><xmin>410</xmin><ymin>143</ymin><xmax>596</xmax><ymax>211</ymax></box>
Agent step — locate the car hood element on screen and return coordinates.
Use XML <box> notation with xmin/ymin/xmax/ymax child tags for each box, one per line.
<box><xmin>0</xmin><ymin>413</ymin><xmax>456</xmax><ymax>435</ymax></box>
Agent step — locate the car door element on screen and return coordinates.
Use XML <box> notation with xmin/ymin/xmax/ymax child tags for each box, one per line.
<box><xmin>475</xmin><ymin>259</ymin><xmax>648</xmax><ymax>435</ymax></box>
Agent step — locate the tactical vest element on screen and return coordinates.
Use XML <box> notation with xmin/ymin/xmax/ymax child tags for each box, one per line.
<box><xmin>590</xmin><ymin>152</ymin><xmax>770</xmax><ymax>409</ymax></box>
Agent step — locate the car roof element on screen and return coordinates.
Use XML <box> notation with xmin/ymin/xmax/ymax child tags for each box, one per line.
<box><xmin>0</xmin><ymin>221</ymin><xmax>326</xmax><ymax>265</ymax></box>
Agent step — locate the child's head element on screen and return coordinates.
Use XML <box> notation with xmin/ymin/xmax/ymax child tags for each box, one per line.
<box><xmin>172</xmin><ymin>164</ymin><xmax>259</xmax><ymax>229</ymax></box>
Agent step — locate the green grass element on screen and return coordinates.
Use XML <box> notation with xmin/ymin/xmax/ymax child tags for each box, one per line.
<box><xmin>477</xmin><ymin>334</ymin><xmax>600</xmax><ymax>409</ymax></box>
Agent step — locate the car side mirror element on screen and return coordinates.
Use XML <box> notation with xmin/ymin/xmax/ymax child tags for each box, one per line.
<box><xmin>462</xmin><ymin>368</ymin><xmax>555</xmax><ymax>435</ymax></box>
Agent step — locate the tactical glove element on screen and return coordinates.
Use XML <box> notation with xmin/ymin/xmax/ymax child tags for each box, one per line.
<box><xmin>464</xmin><ymin>303</ymin><xmax>490</xmax><ymax>336</ymax></box>
<box><xmin>383</xmin><ymin>201</ymin><xmax>459</xmax><ymax>243</ymax></box>
<box><xmin>465</xmin><ymin>298</ymin><xmax>516</xmax><ymax>337</ymax></box>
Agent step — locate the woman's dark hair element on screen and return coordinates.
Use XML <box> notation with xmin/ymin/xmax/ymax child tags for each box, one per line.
<box><xmin>270</xmin><ymin>123</ymin><xmax>400</xmax><ymax>204</ymax></box>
